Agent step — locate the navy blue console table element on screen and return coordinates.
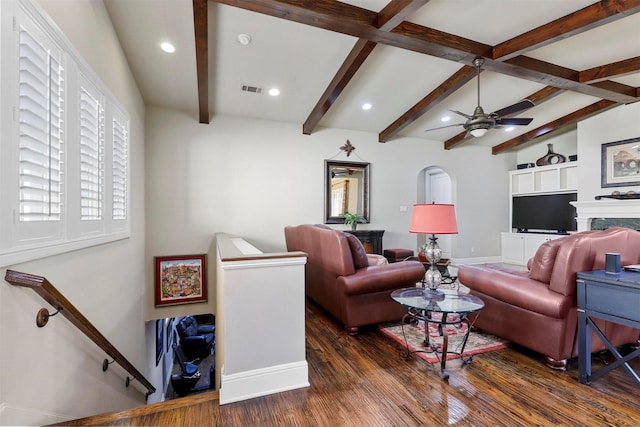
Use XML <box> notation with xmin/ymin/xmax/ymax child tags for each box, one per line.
<box><xmin>576</xmin><ymin>270</ymin><xmax>640</xmax><ymax>386</ymax></box>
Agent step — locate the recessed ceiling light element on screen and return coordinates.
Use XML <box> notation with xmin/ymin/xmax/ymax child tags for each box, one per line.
<box><xmin>361</xmin><ymin>103</ymin><xmax>372</xmax><ymax>111</ymax></box>
<box><xmin>268</xmin><ymin>88</ymin><xmax>280</xmax><ymax>97</ymax></box>
<box><xmin>160</xmin><ymin>42</ymin><xmax>176</xmax><ymax>53</ymax></box>
<box><xmin>441</xmin><ymin>116</ymin><xmax>451</xmax><ymax>122</ymax></box>
<box><xmin>504</xmin><ymin>127</ymin><xmax>515</xmax><ymax>132</ymax></box>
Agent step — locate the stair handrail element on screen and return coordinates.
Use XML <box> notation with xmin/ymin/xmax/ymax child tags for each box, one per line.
<box><xmin>4</xmin><ymin>269</ymin><xmax>156</xmax><ymax>398</ymax></box>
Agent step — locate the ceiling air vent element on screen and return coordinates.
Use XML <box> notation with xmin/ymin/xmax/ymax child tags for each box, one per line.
<box><xmin>241</xmin><ymin>85</ymin><xmax>263</xmax><ymax>94</ymax></box>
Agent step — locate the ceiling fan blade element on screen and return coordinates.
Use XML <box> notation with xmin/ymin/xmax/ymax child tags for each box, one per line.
<box><xmin>424</xmin><ymin>123</ymin><xmax>465</xmax><ymax>132</ymax></box>
<box><xmin>497</xmin><ymin>117</ymin><xmax>533</xmax><ymax>126</ymax></box>
<box><xmin>492</xmin><ymin>99</ymin><xmax>535</xmax><ymax>117</ymax></box>
<box><xmin>449</xmin><ymin>109</ymin><xmax>472</xmax><ymax>119</ymax></box>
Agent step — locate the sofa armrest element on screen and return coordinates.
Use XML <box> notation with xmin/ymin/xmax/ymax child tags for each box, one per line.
<box><xmin>459</xmin><ymin>265</ymin><xmax>572</xmax><ymax>318</ymax></box>
<box><xmin>338</xmin><ymin>261</ymin><xmax>425</xmax><ymax>296</ymax></box>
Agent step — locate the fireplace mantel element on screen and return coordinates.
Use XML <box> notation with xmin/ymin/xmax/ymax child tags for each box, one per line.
<box><xmin>571</xmin><ymin>200</ymin><xmax>640</xmax><ymax>231</ymax></box>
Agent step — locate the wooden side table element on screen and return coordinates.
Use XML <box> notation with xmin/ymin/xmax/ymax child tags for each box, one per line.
<box><xmin>345</xmin><ymin>230</ymin><xmax>384</xmax><ymax>255</ymax></box>
<box><xmin>576</xmin><ymin>270</ymin><xmax>640</xmax><ymax>386</ymax></box>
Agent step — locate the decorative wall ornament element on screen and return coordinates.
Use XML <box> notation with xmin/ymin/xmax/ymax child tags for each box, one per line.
<box><xmin>536</xmin><ymin>143</ymin><xmax>566</xmax><ymax>166</ymax></box>
<box><xmin>340</xmin><ymin>140</ymin><xmax>356</xmax><ymax>157</ymax></box>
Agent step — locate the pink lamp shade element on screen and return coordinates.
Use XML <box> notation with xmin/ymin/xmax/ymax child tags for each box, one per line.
<box><xmin>409</xmin><ymin>203</ymin><xmax>458</xmax><ymax>235</ymax></box>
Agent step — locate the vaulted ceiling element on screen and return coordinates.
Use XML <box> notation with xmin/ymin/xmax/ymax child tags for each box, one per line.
<box><xmin>104</xmin><ymin>0</ymin><xmax>640</xmax><ymax>154</ymax></box>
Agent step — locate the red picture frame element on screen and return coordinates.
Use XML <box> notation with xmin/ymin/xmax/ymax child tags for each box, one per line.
<box><xmin>155</xmin><ymin>254</ymin><xmax>207</xmax><ymax>306</ymax></box>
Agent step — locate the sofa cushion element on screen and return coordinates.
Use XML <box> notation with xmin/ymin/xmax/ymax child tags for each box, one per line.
<box><xmin>367</xmin><ymin>254</ymin><xmax>388</xmax><ymax>266</ymax></box>
<box><xmin>345</xmin><ymin>233</ymin><xmax>369</xmax><ymax>269</ymax></box>
<box><xmin>528</xmin><ymin>238</ymin><xmax>562</xmax><ymax>284</ymax></box>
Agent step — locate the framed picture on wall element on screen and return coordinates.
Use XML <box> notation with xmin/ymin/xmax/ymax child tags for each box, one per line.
<box><xmin>601</xmin><ymin>137</ymin><xmax>640</xmax><ymax>188</ymax></box>
<box><xmin>155</xmin><ymin>254</ymin><xmax>207</xmax><ymax>306</ymax></box>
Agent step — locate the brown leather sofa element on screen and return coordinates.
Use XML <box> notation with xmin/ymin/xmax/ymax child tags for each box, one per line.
<box><xmin>284</xmin><ymin>224</ymin><xmax>426</xmax><ymax>334</ymax></box>
<box><xmin>458</xmin><ymin>227</ymin><xmax>640</xmax><ymax>369</ymax></box>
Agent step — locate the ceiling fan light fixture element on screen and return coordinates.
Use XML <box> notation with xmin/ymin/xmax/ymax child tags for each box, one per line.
<box><xmin>470</xmin><ymin>128</ymin><xmax>488</xmax><ymax>138</ymax></box>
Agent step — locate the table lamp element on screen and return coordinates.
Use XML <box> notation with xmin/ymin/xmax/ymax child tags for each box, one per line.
<box><xmin>409</xmin><ymin>203</ymin><xmax>458</xmax><ymax>293</ymax></box>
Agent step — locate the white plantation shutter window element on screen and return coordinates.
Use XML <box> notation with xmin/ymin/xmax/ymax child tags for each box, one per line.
<box><xmin>112</xmin><ymin>117</ymin><xmax>128</xmax><ymax>221</ymax></box>
<box><xmin>0</xmin><ymin>0</ymin><xmax>132</xmax><ymax>267</ymax></box>
<box><xmin>79</xmin><ymin>87</ymin><xmax>104</xmax><ymax>220</ymax></box>
<box><xmin>18</xmin><ymin>26</ymin><xmax>64</xmax><ymax>222</ymax></box>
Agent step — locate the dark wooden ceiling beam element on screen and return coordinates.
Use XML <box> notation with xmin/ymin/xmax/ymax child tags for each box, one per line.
<box><xmin>213</xmin><ymin>0</ymin><xmax>639</xmax><ymax>147</ymax></box>
<box><xmin>193</xmin><ymin>0</ymin><xmax>209</xmax><ymax>124</ymax></box>
<box><xmin>379</xmin><ymin>65</ymin><xmax>477</xmax><ymax>142</ymax></box>
<box><xmin>491</xmin><ymin>99</ymin><xmax>618</xmax><ymax>155</ymax></box>
<box><xmin>501</xmin><ymin>56</ymin><xmax>635</xmax><ymax>103</ymax></box>
<box><xmin>302</xmin><ymin>39</ymin><xmax>377</xmax><ymax>135</ymax></box>
<box><xmin>580</xmin><ymin>56</ymin><xmax>640</xmax><ymax>83</ymax></box>
<box><xmin>376</xmin><ymin>0</ymin><xmax>431</xmax><ymax>31</ymax></box>
<box><xmin>444</xmin><ymin>86</ymin><xmax>565</xmax><ymax>150</ymax></box>
<box><xmin>492</xmin><ymin>0</ymin><xmax>640</xmax><ymax>61</ymax></box>
<box><xmin>303</xmin><ymin>0</ymin><xmax>430</xmax><ymax>135</ymax></box>
<box><xmin>214</xmin><ymin>0</ymin><xmax>638</xmax><ymax>108</ymax></box>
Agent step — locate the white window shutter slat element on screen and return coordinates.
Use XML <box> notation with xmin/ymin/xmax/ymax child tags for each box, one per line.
<box><xmin>79</xmin><ymin>87</ymin><xmax>104</xmax><ymax>220</ymax></box>
<box><xmin>18</xmin><ymin>26</ymin><xmax>64</xmax><ymax>222</ymax></box>
<box><xmin>112</xmin><ymin>117</ymin><xmax>128</xmax><ymax>221</ymax></box>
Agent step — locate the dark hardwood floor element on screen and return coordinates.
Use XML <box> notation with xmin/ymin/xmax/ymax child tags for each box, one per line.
<box><xmin>54</xmin><ymin>300</ymin><xmax>640</xmax><ymax>426</ymax></box>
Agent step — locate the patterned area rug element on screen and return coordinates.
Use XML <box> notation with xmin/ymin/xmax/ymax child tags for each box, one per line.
<box><xmin>379</xmin><ymin>283</ymin><xmax>510</xmax><ymax>364</ymax></box>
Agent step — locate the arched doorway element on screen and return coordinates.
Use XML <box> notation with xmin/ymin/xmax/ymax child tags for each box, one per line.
<box><xmin>417</xmin><ymin>166</ymin><xmax>456</xmax><ymax>259</ymax></box>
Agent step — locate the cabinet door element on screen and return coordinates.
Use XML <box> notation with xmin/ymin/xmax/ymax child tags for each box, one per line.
<box><xmin>501</xmin><ymin>233</ymin><xmax>524</xmax><ymax>265</ymax></box>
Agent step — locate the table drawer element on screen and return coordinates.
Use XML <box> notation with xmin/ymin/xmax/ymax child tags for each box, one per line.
<box><xmin>584</xmin><ymin>281</ymin><xmax>640</xmax><ymax>320</ymax></box>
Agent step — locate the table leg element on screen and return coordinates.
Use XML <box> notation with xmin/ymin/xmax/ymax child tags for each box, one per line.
<box><xmin>578</xmin><ymin>309</ymin><xmax>591</xmax><ymax>384</ymax></box>
<box><xmin>440</xmin><ymin>323</ymin><xmax>450</xmax><ymax>380</ymax></box>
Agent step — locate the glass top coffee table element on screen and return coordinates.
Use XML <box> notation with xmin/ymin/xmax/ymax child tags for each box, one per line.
<box><xmin>390</xmin><ymin>287</ymin><xmax>484</xmax><ymax>380</ymax></box>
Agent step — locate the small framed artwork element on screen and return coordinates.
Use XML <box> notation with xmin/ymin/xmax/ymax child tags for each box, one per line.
<box><xmin>155</xmin><ymin>254</ymin><xmax>207</xmax><ymax>307</ymax></box>
<box><xmin>156</xmin><ymin>319</ymin><xmax>163</xmax><ymax>366</ymax></box>
<box><xmin>601</xmin><ymin>137</ymin><xmax>640</xmax><ymax>188</ymax></box>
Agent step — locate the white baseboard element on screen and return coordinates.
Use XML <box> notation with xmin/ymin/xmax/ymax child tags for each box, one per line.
<box><xmin>452</xmin><ymin>256</ymin><xmax>502</xmax><ymax>266</ymax></box>
<box><xmin>219</xmin><ymin>360</ymin><xmax>309</xmax><ymax>405</ymax></box>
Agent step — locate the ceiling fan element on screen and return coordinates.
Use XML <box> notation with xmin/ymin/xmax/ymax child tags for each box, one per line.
<box><xmin>424</xmin><ymin>58</ymin><xmax>534</xmax><ymax>138</ymax></box>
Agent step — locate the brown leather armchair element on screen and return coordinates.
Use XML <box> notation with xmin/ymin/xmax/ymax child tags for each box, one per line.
<box><xmin>458</xmin><ymin>227</ymin><xmax>640</xmax><ymax>369</ymax></box>
<box><xmin>285</xmin><ymin>224</ymin><xmax>425</xmax><ymax>334</ymax></box>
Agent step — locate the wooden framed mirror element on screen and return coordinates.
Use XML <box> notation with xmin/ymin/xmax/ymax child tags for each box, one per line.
<box><xmin>324</xmin><ymin>160</ymin><xmax>370</xmax><ymax>224</ymax></box>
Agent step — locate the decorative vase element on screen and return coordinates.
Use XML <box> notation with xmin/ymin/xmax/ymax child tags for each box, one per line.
<box><xmin>536</xmin><ymin>143</ymin><xmax>566</xmax><ymax>166</ymax></box>
<box><xmin>351</xmin><ymin>223</ymin><xmax>357</xmax><ymax>231</ymax></box>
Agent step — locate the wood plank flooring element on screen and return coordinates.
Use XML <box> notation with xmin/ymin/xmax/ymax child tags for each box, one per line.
<box><xmin>53</xmin><ymin>300</ymin><xmax>640</xmax><ymax>426</ymax></box>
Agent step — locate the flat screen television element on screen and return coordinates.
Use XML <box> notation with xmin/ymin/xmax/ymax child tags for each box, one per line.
<box><xmin>512</xmin><ymin>193</ymin><xmax>577</xmax><ymax>233</ymax></box>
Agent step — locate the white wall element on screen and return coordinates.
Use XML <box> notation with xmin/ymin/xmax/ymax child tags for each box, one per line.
<box><xmin>144</xmin><ymin>107</ymin><xmax>516</xmax><ymax>308</ymax></box>
<box><xmin>577</xmin><ymin>103</ymin><xmax>640</xmax><ymax>200</ymax></box>
<box><xmin>0</xmin><ymin>1</ymin><xmax>149</xmax><ymax>425</ymax></box>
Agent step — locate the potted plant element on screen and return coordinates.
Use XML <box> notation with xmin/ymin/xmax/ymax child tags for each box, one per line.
<box><xmin>343</xmin><ymin>212</ymin><xmax>367</xmax><ymax>231</ymax></box>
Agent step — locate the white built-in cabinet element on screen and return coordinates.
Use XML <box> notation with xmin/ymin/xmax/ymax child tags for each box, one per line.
<box><xmin>510</xmin><ymin>162</ymin><xmax>578</xmax><ymax>195</ymax></box>
<box><xmin>502</xmin><ymin>163</ymin><xmax>578</xmax><ymax>265</ymax></box>
<box><xmin>501</xmin><ymin>232</ymin><xmax>563</xmax><ymax>265</ymax></box>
